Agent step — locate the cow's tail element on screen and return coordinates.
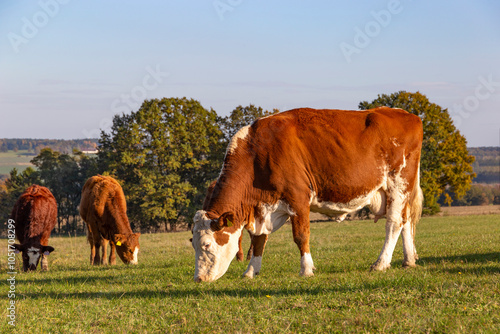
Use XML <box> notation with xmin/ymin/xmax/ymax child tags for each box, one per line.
<box><xmin>408</xmin><ymin>166</ymin><xmax>424</xmax><ymax>239</ymax></box>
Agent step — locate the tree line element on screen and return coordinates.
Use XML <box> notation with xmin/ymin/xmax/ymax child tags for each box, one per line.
<box><xmin>0</xmin><ymin>92</ymin><xmax>478</xmax><ymax>235</ymax></box>
<box><xmin>0</xmin><ymin>138</ymin><xmax>98</xmax><ymax>155</ymax></box>
<box><xmin>468</xmin><ymin>147</ymin><xmax>500</xmax><ymax>184</ymax></box>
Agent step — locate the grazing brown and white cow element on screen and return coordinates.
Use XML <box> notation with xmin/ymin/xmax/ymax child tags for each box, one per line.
<box><xmin>192</xmin><ymin>107</ymin><xmax>423</xmax><ymax>282</ymax></box>
<box><xmin>11</xmin><ymin>185</ymin><xmax>57</xmax><ymax>272</ymax></box>
<box><xmin>79</xmin><ymin>175</ymin><xmax>140</xmax><ymax>265</ymax></box>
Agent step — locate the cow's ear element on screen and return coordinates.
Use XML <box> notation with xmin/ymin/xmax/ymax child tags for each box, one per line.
<box><xmin>42</xmin><ymin>246</ymin><xmax>55</xmax><ymax>255</ymax></box>
<box><xmin>114</xmin><ymin>234</ymin><xmax>127</xmax><ymax>245</ymax></box>
<box><xmin>221</xmin><ymin>212</ymin><xmax>235</xmax><ymax>227</ymax></box>
<box><xmin>211</xmin><ymin>212</ymin><xmax>235</xmax><ymax>231</ymax></box>
<box><xmin>13</xmin><ymin>243</ymin><xmax>24</xmax><ymax>253</ymax></box>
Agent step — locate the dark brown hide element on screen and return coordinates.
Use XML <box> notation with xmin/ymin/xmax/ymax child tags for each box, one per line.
<box><xmin>11</xmin><ymin>185</ymin><xmax>57</xmax><ymax>272</ymax></box>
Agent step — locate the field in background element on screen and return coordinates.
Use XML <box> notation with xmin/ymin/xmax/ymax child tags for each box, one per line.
<box><xmin>439</xmin><ymin>205</ymin><xmax>500</xmax><ymax>216</ymax></box>
<box><xmin>0</xmin><ymin>150</ymin><xmax>34</xmax><ymax>176</ymax></box>
<box><xmin>1</xmin><ymin>215</ymin><xmax>499</xmax><ymax>333</ymax></box>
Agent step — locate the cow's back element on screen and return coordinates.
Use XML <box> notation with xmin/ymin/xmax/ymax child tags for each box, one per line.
<box><xmin>246</xmin><ymin>107</ymin><xmax>422</xmax><ymax>204</ymax></box>
<box><xmin>11</xmin><ymin>185</ymin><xmax>57</xmax><ymax>244</ymax></box>
<box><xmin>79</xmin><ymin>175</ymin><xmax>130</xmax><ymax>240</ymax></box>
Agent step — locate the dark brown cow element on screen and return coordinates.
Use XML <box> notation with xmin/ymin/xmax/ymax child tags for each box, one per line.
<box><xmin>11</xmin><ymin>185</ymin><xmax>57</xmax><ymax>272</ymax></box>
<box><xmin>192</xmin><ymin>107</ymin><xmax>423</xmax><ymax>282</ymax></box>
<box><xmin>79</xmin><ymin>175</ymin><xmax>140</xmax><ymax>265</ymax></box>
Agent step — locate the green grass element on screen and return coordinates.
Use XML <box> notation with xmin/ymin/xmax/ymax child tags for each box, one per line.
<box><xmin>0</xmin><ymin>150</ymin><xmax>35</xmax><ymax>175</ymax></box>
<box><xmin>2</xmin><ymin>215</ymin><xmax>500</xmax><ymax>333</ymax></box>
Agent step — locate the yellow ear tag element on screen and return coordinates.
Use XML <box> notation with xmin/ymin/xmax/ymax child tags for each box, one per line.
<box><xmin>116</xmin><ymin>241</ymin><xmax>122</xmax><ymax>246</ymax></box>
<box><xmin>226</xmin><ymin>219</ymin><xmax>233</xmax><ymax>227</ymax></box>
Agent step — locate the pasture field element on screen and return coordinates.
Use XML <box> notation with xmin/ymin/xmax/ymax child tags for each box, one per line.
<box><xmin>0</xmin><ymin>150</ymin><xmax>34</xmax><ymax>175</ymax></box>
<box><xmin>2</xmin><ymin>215</ymin><xmax>499</xmax><ymax>333</ymax></box>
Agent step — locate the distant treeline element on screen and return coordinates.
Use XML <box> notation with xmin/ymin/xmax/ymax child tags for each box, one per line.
<box><xmin>469</xmin><ymin>147</ymin><xmax>500</xmax><ymax>184</ymax></box>
<box><xmin>0</xmin><ymin>138</ymin><xmax>98</xmax><ymax>155</ymax></box>
<box><xmin>1</xmin><ymin>139</ymin><xmax>496</xmax><ymax>184</ymax></box>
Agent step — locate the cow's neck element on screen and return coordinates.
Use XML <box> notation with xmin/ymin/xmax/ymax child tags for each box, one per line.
<box><xmin>206</xmin><ymin>165</ymin><xmax>256</xmax><ymax>225</ymax></box>
<box><xmin>104</xmin><ymin>206</ymin><xmax>133</xmax><ymax>235</ymax></box>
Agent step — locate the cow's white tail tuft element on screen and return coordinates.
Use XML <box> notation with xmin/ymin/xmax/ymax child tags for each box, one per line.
<box><xmin>409</xmin><ymin>169</ymin><xmax>423</xmax><ymax>239</ymax></box>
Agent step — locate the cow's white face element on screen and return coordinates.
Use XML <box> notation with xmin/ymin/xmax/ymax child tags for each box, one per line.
<box><xmin>192</xmin><ymin>211</ymin><xmax>243</xmax><ymax>282</ymax></box>
<box><xmin>14</xmin><ymin>243</ymin><xmax>55</xmax><ymax>272</ymax></box>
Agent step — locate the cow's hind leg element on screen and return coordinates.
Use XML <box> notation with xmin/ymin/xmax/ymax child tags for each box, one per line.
<box><xmin>243</xmin><ymin>234</ymin><xmax>268</xmax><ymax>278</ymax></box>
<box><xmin>88</xmin><ymin>225</ymin><xmax>101</xmax><ymax>265</ymax></box>
<box><xmin>401</xmin><ymin>212</ymin><xmax>418</xmax><ymax>268</ymax></box>
<box><xmin>94</xmin><ymin>243</ymin><xmax>102</xmax><ymax>265</ymax></box>
<box><xmin>370</xmin><ymin>188</ymin><xmax>405</xmax><ymax>271</ymax></box>
<box><xmin>371</xmin><ymin>219</ymin><xmax>403</xmax><ymax>271</ymax></box>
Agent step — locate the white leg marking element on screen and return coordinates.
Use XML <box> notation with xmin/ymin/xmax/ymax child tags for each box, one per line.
<box><xmin>300</xmin><ymin>252</ymin><xmax>315</xmax><ymax>277</ymax></box>
<box><xmin>401</xmin><ymin>221</ymin><xmax>417</xmax><ymax>267</ymax></box>
<box><xmin>371</xmin><ymin>166</ymin><xmax>408</xmax><ymax>271</ymax></box>
<box><xmin>371</xmin><ymin>220</ymin><xmax>403</xmax><ymax>271</ymax></box>
<box><xmin>243</xmin><ymin>256</ymin><xmax>262</xmax><ymax>278</ymax></box>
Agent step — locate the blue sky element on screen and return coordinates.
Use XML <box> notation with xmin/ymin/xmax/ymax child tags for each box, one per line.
<box><xmin>1</xmin><ymin>0</ymin><xmax>499</xmax><ymax>146</ymax></box>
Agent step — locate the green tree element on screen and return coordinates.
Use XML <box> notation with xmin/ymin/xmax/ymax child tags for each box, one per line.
<box><xmin>359</xmin><ymin>91</ymin><xmax>476</xmax><ymax>214</ymax></box>
<box><xmin>98</xmin><ymin>97</ymin><xmax>224</xmax><ymax>231</ymax></box>
<box><xmin>31</xmin><ymin>148</ymin><xmax>99</xmax><ymax>234</ymax></box>
<box><xmin>220</xmin><ymin>104</ymin><xmax>279</xmax><ymax>142</ymax></box>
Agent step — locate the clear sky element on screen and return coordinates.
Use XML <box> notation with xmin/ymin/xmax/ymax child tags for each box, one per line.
<box><xmin>1</xmin><ymin>0</ymin><xmax>499</xmax><ymax>146</ymax></box>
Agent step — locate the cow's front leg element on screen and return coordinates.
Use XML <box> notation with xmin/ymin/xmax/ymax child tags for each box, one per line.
<box><xmin>236</xmin><ymin>232</ymin><xmax>244</xmax><ymax>262</ymax></box>
<box><xmin>109</xmin><ymin>241</ymin><xmax>117</xmax><ymax>265</ymax></box>
<box><xmin>90</xmin><ymin>243</ymin><xmax>96</xmax><ymax>265</ymax></box>
<box><xmin>291</xmin><ymin>213</ymin><xmax>315</xmax><ymax>277</ymax></box>
<box><xmin>101</xmin><ymin>239</ymin><xmax>109</xmax><ymax>265</ymax></box>
<box><xmin>243</xmin><ymin>234</ymin><xmax>268</xmax><ymax>278</ymax></box>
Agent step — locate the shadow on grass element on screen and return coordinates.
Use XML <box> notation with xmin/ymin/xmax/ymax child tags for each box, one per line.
<box><xmin>18</xmin><ymin>280</ymin><xmax>394</xmax><ymax>301</ymax></box>
<box><xmin>418</xmin><ymin>252</ymin><xmax>500</xmax><ymax>264</ymax></box>
<box><xmin>417</xmin><ymin>252</ymin><xmax>500</xmax><ymax>274</ymax></box>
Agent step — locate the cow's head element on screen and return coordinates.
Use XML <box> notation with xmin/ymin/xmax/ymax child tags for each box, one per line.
<box><xmin>192</xmin><ymin>210</ymin><xmax>243</xmax><ymax>282</ymax></box>
<box><xmin>114</xmin><ymin>233</ymin><xmax>140</xmax><ymax>265</ymax></box>
<box><xmin>13</xmin><ymin>243</ymin><xmax>55</xmax><ymax>272</ymax></box>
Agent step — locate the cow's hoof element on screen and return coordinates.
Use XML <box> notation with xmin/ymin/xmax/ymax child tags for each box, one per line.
<box><xmin>242</xmin><ymin>268</ymin><xmax>259</xmax><ymax>278</ymax></box>
<box><xmin>300</xmin><ymin>269</ymin><xmax>315</xmax><ymax>277</ymax></box>
<box><xmin>242</xmin><ymin>271</ymin><xmax>257</xmax><ymax>279</ymax></box>
<box><xmin>370</xmin><ymin>262</ymin><xmax>390</xmax><ymax>272</ymax></box>
<box><xmin>402</xmin><ymin>262</ymin><xmax>417</xmax><ymax>269</ymax></box>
